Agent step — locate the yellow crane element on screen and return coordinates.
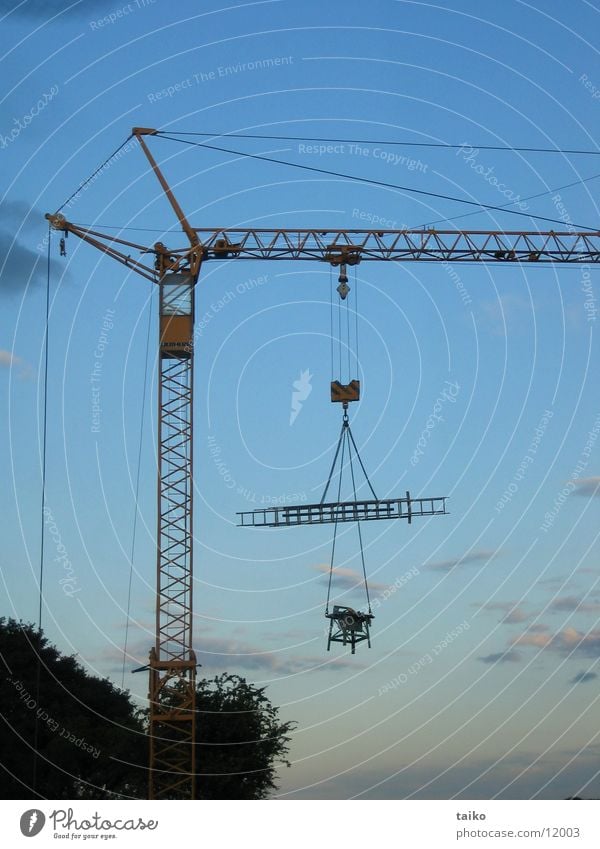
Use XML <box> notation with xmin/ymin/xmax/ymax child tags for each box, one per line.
<box><xmin>46</xmin><ymin>127</ymin><xmax>600</xmax><ymax>800</ymax></box>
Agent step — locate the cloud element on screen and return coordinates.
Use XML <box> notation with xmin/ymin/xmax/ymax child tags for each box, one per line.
<box><xmin>478</xmin><ymin>601</ymin><xmax>531</xmax><ymax>624</ymax></box>
<box><xmin>512</xmin><ymin>632</ymin><xmax>552</xmax><ymax>649</ymax></box>
<box><xmin>527</xmin><ymin>623</ymin><xmax>550</xmax><ymax>633</ymax></box>
<box><xmin>513</xmin><ymin>627</ymin><xmax>600</xmax><ymax>657</ymax></box>
<box><xmin>570</xmin><ymin>478</ymin><xmax>600</xmax><ymax>498</ymax></box>
<box><xmin>0</xmin><ymin>350</ymin><xmax>19</xmax><ymax>368</ymax></box>
<box><xmin>95</xmin><ymin>632</ymin><xmax>363</xmax><ymax>681</ymax></box>
<box><xmin>426</xmin><ymin>549</ymin><xmax>497</xmax><ymax>572</ymax></box>
<box><xmin>570</xmin><ymin>671</ymin><xmax>598</xmax><ymax>685</ymax></box>
<box><xmin>0</xmin><ymin>349</ymin><xmax>31</xmax><ymax>379</ymax></box>
<box><xmin>478</xmin><ymin>650</ymin><xmax>522</xmax><ymax>664</ymax></box>
<box><xmin>502</xmin><ymin>608</ymin><xmax>530</xmax><ymax>624</ymax></box>
<box><xmin>312</xmin><ymin>563</ymin><xmax>389</xmax><ymax>592</ymax></box>
<box><xmin>194</xmin><ymin>635</ymin><xmax>362</xmax><ymax>676</ymax></box>
<box><xmin>550</xmin><ymin>596</ymin><xmax>600</xmax><ymax>614</ymax></box>
<box><xmin>0</xmin><ymin>201</ymin><xmax>63</xmax><ymax>294</ymax></box>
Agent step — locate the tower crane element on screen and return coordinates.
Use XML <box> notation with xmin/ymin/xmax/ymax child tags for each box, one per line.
<box><xmin>45</xmin><ymin>127</ymin><xmax>600</xmax><ymax>800</ymax></box>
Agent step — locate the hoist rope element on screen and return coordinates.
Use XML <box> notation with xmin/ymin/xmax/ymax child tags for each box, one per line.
<box><xmin>329</xmin><ymin>266</ymin><xmax>334</xmax><ymax>382</ymax></box>
<box><xmin>325</xmin><ymin>427</ymin><xmax>346</xmax><ymax>617</ymax></box>
<box><xmin>323</xmin><ymin>408</ymin><xmax>374</xmax><ymax>615</ymax></box>
<box><xmin>345</xmin><ymin>289</ymin><xmax>351</xmax><ymax>383</ymax></box>
<box><xmin>32</xmin><ymin>226</ymin><xmax>52</xmax><ymax>793</ymax></box>
<box><xmin>354</xmin><ymin>266</ymin><xmax>359</xmax><ymax>377</ymax></box>
<box><xmin>347</xmin><ymin>434</ymin><xmax>372</xmax><ymax>615</ymax></box>
<box><xmin>346</xmin><ymin>424</ymin><xmax>378</xmax><ymax>501</ymax></box>
<box><xmin>320</xmin><ymin>415</ymin><xmax>347</xmax><ymax>505</ymax></box>
<box><xmin>121</xmin><ymin>288</ymin><xmax>154</xmax><ymax>690</ymax></box>
<box><xmin>337</xmin><ymin>287</ymin><xmax>342</xmax><ymax>379</ymax></box>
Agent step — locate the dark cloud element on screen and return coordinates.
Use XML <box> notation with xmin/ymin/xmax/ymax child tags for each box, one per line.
<box><xmin>570</xmin><ymin>671</ymin><xmax>597</xmax><ymax>685</ymax></box>
<box><xmin>478</xmin><ymin>649</ymin><xmax>522</xmax><ymax>664</ymax></box>
<box><xmin>550</xmin><ymin>596</ymin><xmax>600</xmax><ymax>614</ymax></box>
<box><xmin>0</xmin><ymin>201</ymin><xmax>63</xmax><ymax>294</ymax></box>
<box><xmin>427</xmin><ymin>549</ymin><xmax>498</xmax><ymax>572</ymax></box>
<box><xmin>313</xmin><ymin>563</ymin><xmax>389</xmax><ymax>592</ymax></box>
<box><xmin>195</xmin><ymin>635</ymin><xmax>362</xmax><ymax>676</ymax></box>
<box><xmin>502</xmin><ymin>608</ymin><xmax>530</xmax><ymax>624</ymax></box>
<box><xmin>571</xmin><ymin>478</ymin><xmax>600</xmax><ymax>498</ymax></box>
<box><xmin>527</xmin><ymin>623</ymin><xmax>550</xmax><ymax>633</ymax></box>
<box><xmin>479</xmin><ymin>601</ymin><xmax>532</xmax><ymax>624</ymax></box>
<box><xmin>96</xmin><ymin>632</ymin><xmax>364</xmax><ymax>681</ymax></box>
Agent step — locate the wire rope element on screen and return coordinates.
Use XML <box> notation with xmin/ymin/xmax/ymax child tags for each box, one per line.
<box><xmin>121</xmin><ymin>288</ymin><xmax>154</xmax><ymax>689</ymax></box>
<box><xmin>32</xmin><ymin>226</ymin><xmax>52</xmax><ymax>793</ymax></box>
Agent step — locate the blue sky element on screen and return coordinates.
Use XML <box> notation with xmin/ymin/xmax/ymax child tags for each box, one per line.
<box><xmin>1</xmin><ymin>0</ymin><xmax>600</xmax><ymax>799</ymax></box>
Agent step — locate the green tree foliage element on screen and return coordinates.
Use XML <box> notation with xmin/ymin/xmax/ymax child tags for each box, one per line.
<box><xmin>0</xmin><ymin>619</ymin><xmax>295</xmax><ymax>799</ymax></box>
<box><xmin>0</xmin><ymin>618</ymin><xmax>146</xmax><ymax>799</ymax></box>
<box><xmin>196</xmin><ymin>673</ymin><xmax>295</xmax><ymax>800</ymax></box>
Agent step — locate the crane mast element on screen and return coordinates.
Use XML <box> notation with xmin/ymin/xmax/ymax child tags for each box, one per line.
<box><xmin>45</xmin><ymin>129</ymin><xmax>600</xmax><ymax>800</ymax></box>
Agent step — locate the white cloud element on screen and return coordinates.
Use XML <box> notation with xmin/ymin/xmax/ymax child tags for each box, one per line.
<box><xmin>0</xmin><ymin>350</ymin><xmax>20</xmax><ymax>367</ymax></box>
<box><xmin>513</xmin><ymin>627</ymin><xmax>600</xmax><ymax>656</ymax></box>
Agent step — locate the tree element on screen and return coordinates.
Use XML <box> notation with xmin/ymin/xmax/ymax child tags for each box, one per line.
<box><xmin>0</xmin><ymin>619</ymin><xmax>296</xmax><ymax>800</ymax></box>
<box><xmin>195</xmin><ymin>673</ymin><xmax>295</xmax><ymax>799</ymax></box>
<box><xmin>0</xmin><ymin>618</ymin><xmax>147</xmax><ymax>799</ymax></box>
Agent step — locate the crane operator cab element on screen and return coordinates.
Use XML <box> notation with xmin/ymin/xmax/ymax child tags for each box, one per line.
<box><xmin>326</xmin><ymin>605</ymin><xmax>374</xmax><ymax>655</ymax></box>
